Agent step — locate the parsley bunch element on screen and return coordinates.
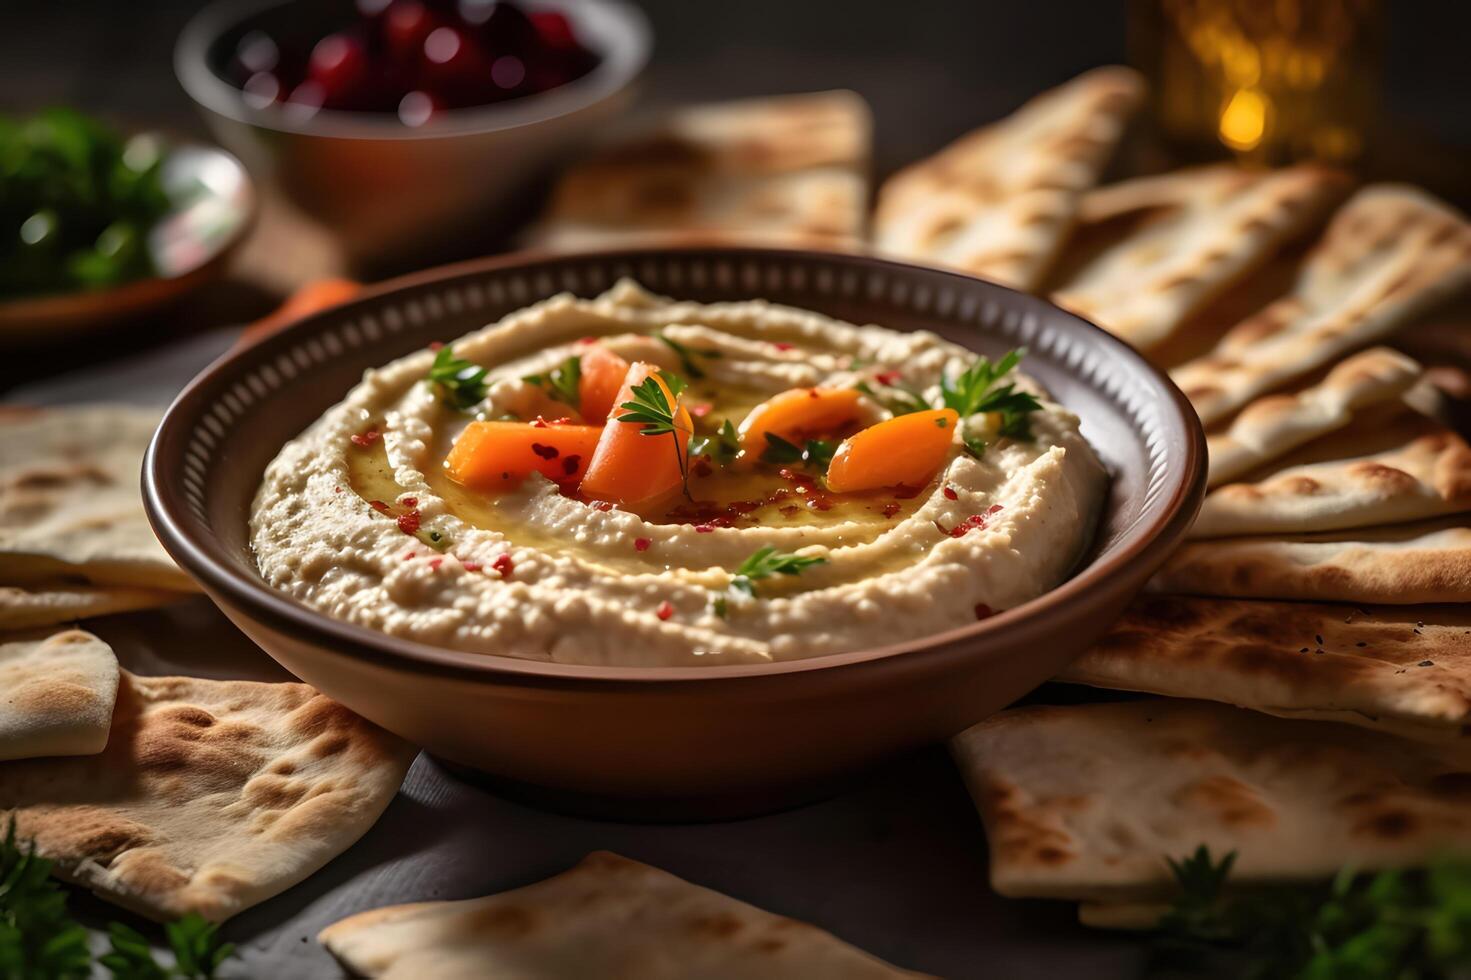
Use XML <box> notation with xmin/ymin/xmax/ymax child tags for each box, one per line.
<box><xmin>939</xmin><ymin>349</ymin><xmax>1042</xmax><ymax>449</ymax></box>
<box><xmin>0</xmin><ymin>819</ymin><xmax>234</xmax><ymax>980</ymax></box>
<box><xmin>1150</xmin><ymin>846</ymin><xmax>1471</xmax><ymax>979</ymax></box>
<box><xmin>427</xmin><ymin>345</ymin><xmax>488</xmax><ymax>410</ymax></box>
<box><xmin>688</xmin><ymin>419</ymin><xmax>741</xmax><ymax>465</ymax></box>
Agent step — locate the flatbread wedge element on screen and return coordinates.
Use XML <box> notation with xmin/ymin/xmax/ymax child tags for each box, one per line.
<box><xmin>1052</xmin><ymin>164</ymin><xmax>1347</xmax><ymax>350</ymax></box>
<box><xmin>526</xmin><ymin>91</ymin><xmax>871</xmax><ymax>249</ymax></box>
<box><xmin>1205</xmin><ymin>347</ymin><xmax>1425</xmax><ymax>487</ymax></box>
<box><xmin>1151</xmin><ymin>516</ymin><xmax>1471</xmax><ymax>605</ymax></box>
<box><xmin>951</xmin><ymin>698</ymin><xmax>1471</xmax><ymax>903</ymax></box>
<box><xmin>0</xmin><ymin>405</ymin><xmax>195</xmax><ymax>591</ymax></box>
<box><xmin>0</xmin><ymin>630</ymin><xmax>118</xmax><ymax>761</ymax></box>
<box><xmin>0</xmin><ymin>581</ymin><xmax>185</xmax><ymax>629</ymax></box>
<box><xmin>319</xmin><ymin>850</ymin><xmax>932</xmax><ymax>979</ymax></box>
<box><xmin>873</xmin><ymin>66</ymin><xmax>1143</xmax><ymax>291</ymax></box>
<box><xmin>1057</xmin><ymin>595</ymin><xmax>1471</xmax><ymax>740</ymax></box>
<box><xmin>1173</xmin><ymin>185</ymin><xmax>1471</xmax><ymax>426</ymax></box>
<box><xmin>0</xmin><ymin>671</ymin><xmax>416</xmax><ymax>921</ymax></box>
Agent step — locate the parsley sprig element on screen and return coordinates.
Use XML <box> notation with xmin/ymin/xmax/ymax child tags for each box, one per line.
<box><xmin>656</xmin><ymin>332</ymin><xmax>722</xmax><ymax>380</ymax></box>
<box><xmin>940</xmin><ymin>349</ymin><xmax>1042</xmax><ymax>444</ymax></box>
<box><xmin>427</xmin><ymin>345</ymin><xmax>488</xmax><ymax>410</ymax></box>
<box><xmin>521</xmin><ymin>354</ymin><xmax>582</xmax><ymax>409</ymax></box>
<box><xmin>617</xmin><ymin>371</ymin><xmax>693</xmax><ymax>498</ymax></box>
<box><xmin>688</xmin><ymin>419</ymin><xmax>742</xmax><ymax>465</ymax></box>
<box><xmin>853</xmin><ymin>379</ymin><xmax>930</xmax><ymax>417</ymax></box>
<box><xmin>0</xmin><ymin>818</ymin><xmax>234</xmax><ymax>979</ymax></box>
<box><xmin>761</xmin><ymin>433</ymin><xmax>837</xmax><ymax>470</ymax></box>
<box><xmin>1151</xmin><ymin>845</ymin><xmax>1471</xmax><ymax>979</ymax></box>
<box><xmin>729</xmin><ymin>546</ymin><xmax>827</xmax><ymax>597</ymax></box>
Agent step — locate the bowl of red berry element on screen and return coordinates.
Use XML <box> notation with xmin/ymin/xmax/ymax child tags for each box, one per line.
<box><xmin>175</xmin><ymin>0</ymin><xmax>650</xmax><ymax>262</ymax></box>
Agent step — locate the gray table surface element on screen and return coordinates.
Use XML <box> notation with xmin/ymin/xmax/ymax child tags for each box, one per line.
<box><xmin>8</xmin><ymin>330</ymin><xmax>1150</xmax><ymax>978</ymax></box>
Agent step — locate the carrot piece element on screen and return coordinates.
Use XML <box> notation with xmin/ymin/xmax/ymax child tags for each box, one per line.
<box><xmin>578</xmin><ymin>344</ymin><xmax>632</xmax><ymax>422</ymax></box>
<box><xmin>736</xmin><ymin>387</ymin><xmax>864</xmax><ymax>457</ymax></box>
<box><xmin>579</xmin><ymin>363</ymin><xmax>692</xmax><ymax>507</ymax></box>
<box><xmin>445</xmin><ymin>421</ymin><xmax>604</xmax><ymax>490</ymax></box>
<box><xmin>825</xmin><ymin>409</ymin><xmax>960</xmax><ymax>493</ymax></box>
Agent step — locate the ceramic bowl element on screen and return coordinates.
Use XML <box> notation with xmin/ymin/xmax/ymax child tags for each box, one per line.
<box><xmin>144</xmin><ymin>247</ymin><xmax>1205</xmax><ymax>818</ymax></box>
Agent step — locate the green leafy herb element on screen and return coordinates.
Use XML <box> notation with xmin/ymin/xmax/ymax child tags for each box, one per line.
<box><xmin>521</xmin><ymin>355</ymin><xmax>582</xmax><ymax>409</ymax></box>
<box><xmin>617</xmin><ymin>372</ymin><xmax>692</xmax><ymax>498</ymax></box>
<box><xmin>656</xmin><ymin>332</ymin><xmax>721</xmax><ymax>380</ymax></box>
<box><xmin>689</xmin><ymin>419</ymin><xmax>742</xmax><ymax>465</ymax></box>
<box><xmin>854</xmin><ymin>379</ymin><xmax>930</xmax><ymax>417</ymax></box>
<box><xmin>1150</xmin><ymin>845</ymin><xmax>1471</xmax><ymax>979</ymax></box>
<box><xmin>428</xmin><ymin>346</ymin><xmax>488</xmax><ymax>410</ymax></box>
<box><xmin>100</xmin><ymin>916</ymin><xmax>233</xmax><ymax>979</ymax></box>
<box><xmin>729</xmin><ymin>546</ymin><xmax>827</xmax><ymax>597</ymax></box>
<box><xmin>761</xmin><ymin>433</ymin><xmax>837</xmax><ymax>470</ymax></box>
<box><xmin>939</xmin><ymin>349</ymin><xmax>1042</xmax><ymax>440</ymax></box>
<box><xmin>962</xmin><ymin>435</ymin><xmax>988</xmax><ymax>460</ymax></box>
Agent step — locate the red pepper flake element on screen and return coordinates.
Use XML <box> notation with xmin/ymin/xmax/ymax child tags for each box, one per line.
<box><xmin>690</xmin><ymin>402</ymin><xmax>713</xmax><ymax>418</ymax></box>
<box><xmin>942</xmin><ymin>486</ymin><xmax>958</xmax><ymax>500</ymax></box>
<box><xmin>544</xmin><ymin>416</ymin><xmax>574</xmax><ymax>425</ymax></box>
<box><xmin>334</xmin><ymin>486</ymin><xmax>342</xmax><ymax>493</ymax></box>
<box><xmin>807</xmin><ymin>388</ymin><xmax>820</xmax><ymax>399</ymax></box>
<box><xmin>882</xmin><ymin>502</ymin><xmax>901</xmax><ymax>518</ymax></box>
<box><xmin>577</xmin><ymin>336</ymin><xmax>597</xmax><ymax>346</ymax></box>
<box><xmin>396</xmin><ymin>511</ymin><xmax>422</xmax><ymax>534</ymax></box>
<box><xmin>531</xmin><ymin>443</ymin><xmax>559</xmax><ymax>460</ymax></box>
<box><xmin>693</xmin><ymin>459</ymin><xmax>713</xmax><ymax>477</ymax></box>
<box><xmin>947</xmin><ymin>504</ymin><xmax>1004</xmax><ymax>538</ymax></box>
<box><xmin>562</xmin><ymin>454</ymin><xmax>581</xmax><ymax>475</ymax></box>
<box><xmin>369</xmin><ymin>499</ymin><xmax>391</xmax><ymax>514</ymax></box>
<box><xmin>428</xmin><ymin>557</ymin><xmax>444</xmax><ymax>570</ymax></box>
<box><xmin>591</xmin><ymin>501</ymin><xmax>614</xmax><ymax>511</ymax></box>
<box><xmin>428</xmin><ymin>341</ymin><xmax>445</xmax><ymax>351</ymax></box>
<box><xmin>401</xmin><ymin>497</ymin><xmax>418</xmax><ymax>508</ymax></box>
<box><xmin>974</xmin><ymin>603</ymin><xmax>994</xmax><ymax>620</ymax></box>
<box><xmin>694</xmin><ymin>524</ymin><xmax>715</xmax><ymax>533</ymax></box>
<box><xmin>634</xmin><ymin>538</ymin><xmax>651</xmax><ymax>552</ymax></box>
<box><xmin>529</xmin><ymin>417</ymin><xmax>548</xmax><ymax>429</ymax></box>
<box><xmin>656</xmin><ymin>600</ymin><xmax>674</xmax><ymax>621</ymax></box>
<box><xmin>350</xmin><ymin>428</ymin><xmax>380</xmax><ymax>447</ymax></box>
<box><xmin>492</xmin><ymin>554</ymin><xmax>514</xmax><ymax>578</ymax></box>
<box><xmin>772</xmin><ymin>341</ymin><xmax>795</xmax><ymax>351</ymax></box>
<box><xmin>462</xmin><ymin>561</ymin><xmax>483</xmax><ymax>572</ymax></box>
<box><xmin>874</xmin><ymin>370</ymin><xmax>901</xmax><ymax>386</ymax></box>
<box><xmin>402</xmin><ymin>551</ymin><xmax>416</xmax><ymax>561</ymax></box>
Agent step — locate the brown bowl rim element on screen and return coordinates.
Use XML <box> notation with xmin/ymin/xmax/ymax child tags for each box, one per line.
<box><xmin>144</xmin><ymin>245</ymin><xmax>1206</xmax><ymax>688</ymax></box>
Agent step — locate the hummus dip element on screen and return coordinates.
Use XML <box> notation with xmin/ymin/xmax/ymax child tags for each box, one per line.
<box><xmin>251</xmin><ymin>281</ymin><xmax>1106</xmax><ymax>667</ymax></box>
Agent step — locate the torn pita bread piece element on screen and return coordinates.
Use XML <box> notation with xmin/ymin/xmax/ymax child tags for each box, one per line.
<box><xmin>320</xmin><ymin>850</ymin><xmax>931</xmax><ymax>980</ymax></box>
<box><xmin>1190</xmin><ymin>406</ymin><xmax>1471</xmax><ymax>538</ymax></box>
<box><xmin>527</xmin><ymin>91</ymin><xmax>871</xmax><ymax>249</ymax></box>
<box><xmin>1151</xmin><ymin>516</ymin><xmax>1471</xmax><ymax>605</ymax></box>
<box><xmin>1205</xmin><ymin>347</ymin><xmax>1425</xmax><ymax>487</ymax></box>
<box><xmin>0</xmin><ymin>405</ymin><xmax>195</xmax><ymax>592</ymax></box>
<box><xmin>951</xmin><ymin>698</ymin><xmax>1471</xmax><ymax>905</ymax></box>
<box><xmin>873</xmin><ymin>66</ymin><xmax>1143</xmax><ymax>291</ymax></box>
<box><xmin>0</xmin><ymin>671</ymin><xmax>416</xmax><ymax>922</ymax></box>
<box><xmin>1173</xmin><ymin>185</ymin><xmax>1471</xmax><ymax>426</ymax></box>
<box><xmin>1057</xmin><ymin>595</ymin><xmax>1471</xmax><ymax>741</ymax></box>
<box><xmin>0</xmin><ymin>630</ymin><xmax>118</xmax><ymax>762</ymax></box>
<box><xmin>0</xmin><ymin>581</ymin><xmax>185</xmax><ymax>629</ymax></box>
<box><xmin>1051</xmin><ymin>165</ymin><xmax>1347</xmax><ymax>351</ymax></box>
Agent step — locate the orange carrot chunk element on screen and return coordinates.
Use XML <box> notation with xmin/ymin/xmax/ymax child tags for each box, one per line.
<box><xmin>825</xmin><ymin>409</ymin><xmax>960</xmax><ymax>493</ymax></box>
<box><xmin>736</xmin><ymin>387</ymin><xmax>864</xmax><ymax>457</ymax></box>
<box><xmin>579</xmin><ymin>363</ymin><xmax>692</xmax><ymax>507</ymax></box>
<box><xmin>446</xmin><ymin>421</ymin><xmax>604</xmax><ymax>490</ymax></box>
<box><xmin>578</xmin><ymin>344</ymin><xmax>632</xmax><ymax>423</ymax></box>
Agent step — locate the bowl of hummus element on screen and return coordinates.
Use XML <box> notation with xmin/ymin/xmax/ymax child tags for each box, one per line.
<box><xmin>145</xmin><ymin>247</ymin><xmax>1204</xmax><ymax>816</ymax></box>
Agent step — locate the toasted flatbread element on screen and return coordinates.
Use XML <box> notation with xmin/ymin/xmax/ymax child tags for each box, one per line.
<box><xmin>1205</xmin><ymin>347</ymin><xmax>1425</xmax><ymax>487</ymax></box>
<box><xmin>0</xmin><ymin>581</ymin><xmax>184</xmax><ymax>629</ymax></box>
<box><xmin>0</xmin><ymin>671</ymin><xmax>415</xmax><ymax>921</ymax></box>
<box><xmin>1052</xmin><ymin>165</ymin><xmax>1347</xmax><ymax>350</ymax></box>
<box><xmin>1173</xmin><ymin>185</ymin><xmax>1471</xmax><ymax>426</ymax></box>
<box><xmin>0</xmin><ymin>405</ymin><xmax>194</xmax><ymax>591</ymax></box>
<box><xmin>0</xmin><ymin>630</ymin><xmax>118</xmax><ymax>761</ymax></box>
<box><xmin>873</xmin><ymin>66</ymin><xmax>1143</xmax><ymax>291</ymax></box>
<box><xmin>319</xmin><ymin>850</ymin><xmax>931</xmax><ymax>980</ymax></box>
<box><xmin>1057</xmin><ymin>595</ymin><xmax>1471</xmax><ymax>740</ymax></box>
<box><xmin>527</xmin><ymin>91</ymin><xmax>871</xmax><ymax>249</ymax></box>
<box><xmin>1151</xmin><ymin>516</ymin><xmax>1471</xmax><ymax>605</ymax></box>
<box><xmin>951</xmin><ymin>698</ymin><xmax>1471</xmax><ymax>903</ymax></box>
<box><xmin>1190</xmin><ymin>408</ymin><xmax>1471</xmax><ymax>537</ymax></box>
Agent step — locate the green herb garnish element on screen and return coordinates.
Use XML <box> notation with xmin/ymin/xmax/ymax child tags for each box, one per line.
<box><xmin>521</xmin><ymin>354</ymin><xmax>582</xmax><ymax>409</ymax></box>
<box><xmin>0</xmin><ymin>818</ymin><xmax>234</xmax><ymax>978</ymax></box>
<box><xmin>656</xmin><ymin>332</ymin><xmax>721</xmax><ymax>380</ymax></box>
<box><xmin>854</xmin><ymin>379</ymin><xmax>930</xmax><ymax>417</ymax></box>
<box><xmin>689</xmin><ymin>419</ymin><xmax>742</xmax><ymax>465</ymax></box>
<box><xmin>428</xmin><ymin>345</ymin><xmax>488</xmax><ymax>410</ymax></box>
<box><xmin>761</xmin><ymin>433</ymin><xmax>837</xmax><ymax>470</ymax></box>
<box><xmin>1150</xmin><ymin>845</ymin><xmax>1471</xmax><ymax>979</ymax></box>
<box><xmin>940</xmin><ymin>349</ymin><xmax>1041</xmax><ymax>440</ymax></box>
<box><xmin>617</xmin><ymin>371</ymin><xmax>693</xmax><ymax>498</ymax></box>
<box><xmin>729</xmin><ymin>546</ymin><xmax>827</xmax><ymax>597</ymax></box>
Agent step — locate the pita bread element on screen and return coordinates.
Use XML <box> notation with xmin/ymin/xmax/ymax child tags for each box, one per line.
<box><xmin>951</xmin><ymin>698</ymin><xmax>1471</xmax><ymax>903</ymax></box>
<box><xmin>0</xmin><ymin>671</ymin><xmax>415</xmax><ymax>921</ymax></box>
<box><xmin>527</xmin><ymin>91</ymin><xmax>871</xmax><ymax>249</ymax></box>
<box><xmin>872</xmin><ymin>66</ymin><xmax>1143</xmax><ymax>291</ymax></box>
<box><xmin>1151</xmin><ymin>516</ymin><xmax>1471</xmax><ymax>605</ymax></box>
<box><xmin>1190</xmin><ymin>409</ymin><xmax>1471</xmax><ymax>537</ymax></box>
<box><xmin>1173</xmin><ymin>185</ymin><xmax>1471</xmax><ymax>426</ymax></box>
<box><xmin>0</xmin><ymin>581</ymin><xmax>184</xmax><ymax>629</ymax></box>
<box><xmin>1057</xmin><ymin>595</ymin><xmax>1471</xmax><ymax>741</ymax></box>
<box><xmin>1205</xmin><ymin>347</ymin><xmax>1425</xmax><ymax>487</ymax></box>
<box><xmin>0</xmin><ymin>630</ymin><xmax>118</xmax><ymax>761</ymax></box>
<box><xmin>0</xmin><ymin>405</ymin><xmax>195</xmax><ymax>591</ymax></box>
<box><xmin>320</xmin><ymin>851</ymin><xmax>930</xmax><ymax>980</ymax></box>
<box><xmin>1052</xmin><ymin>165</ymin><xmax>1347</xmax><ymax>350</ymax></box>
